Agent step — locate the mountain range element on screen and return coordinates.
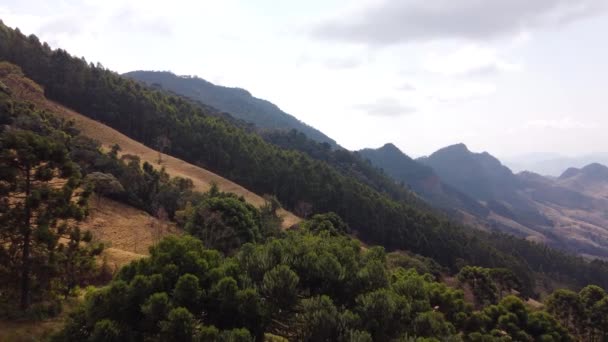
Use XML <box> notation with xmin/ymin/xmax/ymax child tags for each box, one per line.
<box><xmin>504</xmin><ymin>153</ymin><xmax>608</xmax><ymax>176</ymax></box>
<box><xmin>364</xmin><ymin>143</ymin><xmax>608</xmax><ymax>258</ymax></box>
<box><xmin>2</xmin><ymin>20</ymin><xmax>608</xmax><ymax>340</ymax></box>
<box><xmin>124</xmin><ymin>69</ymin><xmax>608</xmax><ymax>259</ymax></box>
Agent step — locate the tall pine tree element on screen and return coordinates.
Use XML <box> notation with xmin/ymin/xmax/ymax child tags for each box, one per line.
<box><xmin>0</xmin><ymin>129</ymin><xmax>91</xmax><ymax>309</ymax></box>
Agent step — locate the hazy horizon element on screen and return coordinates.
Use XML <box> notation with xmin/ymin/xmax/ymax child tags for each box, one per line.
<box><xmin>1</xmin><ymin>0</ymin><xmax>607</xmax><ymax>158</ymax></box>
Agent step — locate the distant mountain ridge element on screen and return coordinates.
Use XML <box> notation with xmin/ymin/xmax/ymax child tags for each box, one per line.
<box><xmin>559</xmin><ymin>163</ymin><xmax>608</xmax><ymax>181</ymax></box>
<box><xmin>358</xmin><ymin>143</ymin><xmax>489</xmax><ymax>217</ymax></box>
<box><xmin>418</xmin><ymin>144</ymin><xmax>520</xmax><ymax>201</ymax></box>
<box><xmin>359</xmin><ymin>143</ymin><xmax>434</xmax><ymax>184</ymax></box>
<box><xmin>505</xmin><ymin>153</ymin><xmax>608</xmax><ymax>176</ymax></box>
<box><xmin>420</xmin><ymin>144</ymin><xmax>608</xmax><ymax>258</ymax></box>
<box><xmin>363</xmin><ymin>142</ymin><xmax>608</xmax><ymax>258</ymax></box>
<box><xmin>123</xmin><ymin>71</ymin><xmax>338</xmax><ymax>147</ymax></box>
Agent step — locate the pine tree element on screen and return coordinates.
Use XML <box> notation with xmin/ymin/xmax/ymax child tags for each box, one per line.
<box><xmin>0</xmin><ymin>130</ymin><xmax>91</xmax><ymax>309</ymax></box>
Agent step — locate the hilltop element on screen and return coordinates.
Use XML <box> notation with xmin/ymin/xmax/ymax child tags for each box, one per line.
<box><xmin>124</xmin><ymin>70</ymin><xmax>338</xmax><ymax>147</ymax></box>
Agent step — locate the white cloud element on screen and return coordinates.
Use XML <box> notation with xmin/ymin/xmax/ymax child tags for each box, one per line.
<box><xmin>297</xmin><ymin>54</ymin><xmax>366</xmax><ymax>70</ymax></box>
<box><xmin>312</xmin><ymin>0</ymin><xmax>608</xmax><ymax>46</ymax></box>
<box><xmin>429</xmin><ymin>81</ymin><xmax>497</xmax><ymax>102</ymax></box>
<box><xmin>524</xmin><ymin>117</ymin><xmax>595</xmax><ymax>130</ymax></box>
<box><xmin>397</xmin><ymin>82</ymin><xmax>416</xmax><ymax>91</ymax></box>
<box><xmin>423</xmin><ymin>45</ymin><xmax>522</xmax><ymax>77</ymax></box>
<box><xmin>355</xmin><ymin>98</ymin><xmax>416</xmax><ymax>117</ymax></box>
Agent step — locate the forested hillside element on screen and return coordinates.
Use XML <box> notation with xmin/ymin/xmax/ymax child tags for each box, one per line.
<box><xmin>124</xmin><ymin>70</ymin><xmax>338</xmax><ymax>147</ymax></box>
<box><xmin>2</xmin><ymin>21</ymin><xmax>608</xmax><ymax>341</ymax></box>
<box><xmin>2</xmin><ymin>77</ymin><xmax>607</xmax><ymax>340</ymax></box>
<box><xmin>2</xmin><ymin>21</ymin><xmax>608</xmax><ymax>297</ymax></box>
<box><xmin>261</xmin><ymin>130</ymin><xmax>424</xmax><ymax>206</ymax></box>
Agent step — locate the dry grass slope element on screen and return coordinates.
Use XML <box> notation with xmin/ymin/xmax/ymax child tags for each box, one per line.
<box><xmin>1</xmin><ymin>64</ymin><xmax>302</xmax><ymax>269</ymax></box>
<box><xmin>1</xmin><ymin>68</ymin><xmax>301</xmax><ymax>229</ymax></box>
<box><xmin>85</xmin><ymin>197</ymin><xmax>173</xmax><ymax>268</ymax></box>
<box><xmin>0</xmin><ymin>67</ymin><xmax>304</xmax><ymax>340</ymax></box>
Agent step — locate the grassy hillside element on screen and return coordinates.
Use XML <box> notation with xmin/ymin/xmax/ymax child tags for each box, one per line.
<box><xmin>0</xmin><ymin>64</ymin><xmax>300</xmax><ymax>229</ymax></box>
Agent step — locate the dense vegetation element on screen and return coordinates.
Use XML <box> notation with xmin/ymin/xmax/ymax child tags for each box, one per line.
<box><xmin>0</xmin><ymin>86</ymin><xmax>102</xmax><ymax>315</ymax></box>
<box><xmin>54</xmin><ymin>222</ymin><xmax>574</xmax><ymax>341</ymax></box>
<box><xmin>2</xmin><ymin>21</ymin><xmax>608</xmax><ymax>298</ymax></box>
<box><xmin>545</xmin><ymin>286</ymin><xmax>608</xmax><ymax>341</ymax></box>
<box><xmin>261</xmin><ymin>129</ymin><xmax>424</xmax><ymax>205</ymax></box>
<box><xmin>124</xmin><ymin>70</ymin><xmax>338</xmax><ymax>147</ymax></box>
<box><xmin>0</xmin><ymin>61</ymin><xmax>600</xmax><ymax>341</ymax></box>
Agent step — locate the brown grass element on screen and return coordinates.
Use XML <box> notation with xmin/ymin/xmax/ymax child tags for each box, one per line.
<box><xmin>84</xmin><ymin>197</ymin><xmax>174</xmax><ymax>268</ymax></box>
<box><xmin>0</xmin><ymin>70</ymin><xmax>301</xmax><ymax>229</ymax></box>
<box><xmin>0</xmin><ymin>298</ymin><xmax>80</xmax><ymax>342</ymax></box>
<box><xmin>0</xmin><ymin>316</ymin><xmax>64</xmax><ymax>341</ymax></box>
<box><xmin>0</xmin><ymin>64</ymin><xmax>303</xmax><ymax>341</ymax></box>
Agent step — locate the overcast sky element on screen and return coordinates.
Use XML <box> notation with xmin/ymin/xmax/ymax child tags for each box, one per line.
<box><xmin>1</xmin><ymin>0</ymin><xmax>607</xmax><ymax>158</ymax></box>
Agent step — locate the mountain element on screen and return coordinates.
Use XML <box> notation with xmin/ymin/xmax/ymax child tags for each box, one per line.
<box><xmin>418</xmin><ymin>144</ymin><xmax>521</xmax><ymax>201</ymax></box>
<box><xmin>358</xmin><ymin>143</ymin><xmax>489</xmax><ymax>217</ymax></box>
<box><xmin>359</xmin><ymin>143</ymin><xmax>435</xmax><ymax>185</ymax></box>
<box><xmin>559</xmin><ymin>163</ymin><xmax>608</xmax><ymax>182</ymax></box>
<box><xmin>557</xmin><ymin>163</ymin><xmax>608</xmax><ymax>197</ymax></box>
<box><xmin>505</xmin><ymin>153</ymin><xmax>608</xmax><ymax>176</ymax></box>
<box><xmin>416</xmin><ymin>144</ymin><xmax>608</xmax><ymax>258</ymax></box>
<box><xmin>2</xmin><ymin>20</ymin><xmax>608</xmax><ymax>341</ymax></box>
<box><xmin>123</xmin><ymin>70</ymin><xmax>338</xmax><ymax>147</ymax></box>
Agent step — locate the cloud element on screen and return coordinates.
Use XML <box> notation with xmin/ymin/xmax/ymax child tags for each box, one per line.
<box><xmin>296</xmin><ymin>53</ymin><xmax>371</xmax><ymax>70</ymax></box>
<box><xmin>423</xmin><ymin>45</ymin><xmax>521</xmax><ymax>77</ymax></box>
<box><xmin>355</xmin><ymin>98</ymin><xmax>416</xmax><ymax>117</ymax></box>
<box><xmin>322</xmin><ymin>56</ymin><xmax>363</xmax><ymax>69</ymax></box>
<box><xmin>312</xmin><ymin>0</ymin><xmax>608</xmax><ymax>46</ymax></box>
<box><xmin>524</xmin><ymin>117</ymin><xmax>595</xmax><ymax>130</ymax></box>
<box><xmin>38</xmin><ymin>13</ymin><xmax>95</xmax><ymax>37</ymax></box>
<box><xmin>429</xmin><ymin>81</ymin><xmax>496</xmax><ymax>102</ymax></box>
<box><xmin>108</xmin><ymin>6</ymin><xmax>173</xmax><ymax>36</ymax></box>
<box><xmin>397</xmin><ymin>83</ymin><xmax>416</xmax><ymax>91</ymax></box>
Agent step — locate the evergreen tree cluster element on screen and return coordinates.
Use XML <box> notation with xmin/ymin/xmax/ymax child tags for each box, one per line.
<box><xmin>54</xmin><ymin>226</ymin><xmax>573</xmax><ymax>341</ymax></box>
<box><xmin>0</xmin><ymin>85</ymin><xmax>101</xmax><ymax>315</ymax></box>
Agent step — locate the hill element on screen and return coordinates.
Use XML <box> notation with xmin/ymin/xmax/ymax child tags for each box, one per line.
<box><xmin>419</xmin><ymin>143</ymin><xmax>520</xmax><ymax>201</ymax></box>
<box><xmin>359</xmin><ymin>143</ymin><xmax>435</xmax><ymax>185</ymax></box>
<box><xmin>416</xmin><ymin>144</ymin><xmax>608</xmax><ymax>258</ymax></box>
<box><xmin>359</xmin><ymin>143</ymin><xmax>489</xmax><ymax>218</ymax></box>
<box><xmin>505</xmin><ymin>153</ymin><xmax>608</xmax><ymax>176</ymax></box>
<box><xmin>124</xmin><ymin>70</ymin><xmax>338</xmax><ymax>147</ymax></box>
<box><xmin>1</xmin><ymin>20</ymin><xmax>608</xmax><ymax>342</ymax></box>
<box><xmin>0</xmin><ymin>64</ymin><xmax>300</xmax><ymax>229</ymax></box>
<box><xmin>3</xmin><ymin>21</ymin><xmax>608</xmax><ymax>298</ymax></box>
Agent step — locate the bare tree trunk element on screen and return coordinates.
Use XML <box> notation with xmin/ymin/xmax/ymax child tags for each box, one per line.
<box><xmin>20</xmin><ymin>165</ymin><xmax>31</xmax><ymax>310</ymax></box>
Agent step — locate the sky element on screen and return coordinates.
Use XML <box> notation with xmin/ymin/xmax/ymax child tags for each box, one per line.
<box><xmin>1</xmin><ymin>0</ymin><xmax>607</xmax><ymax>159</ymax></box>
